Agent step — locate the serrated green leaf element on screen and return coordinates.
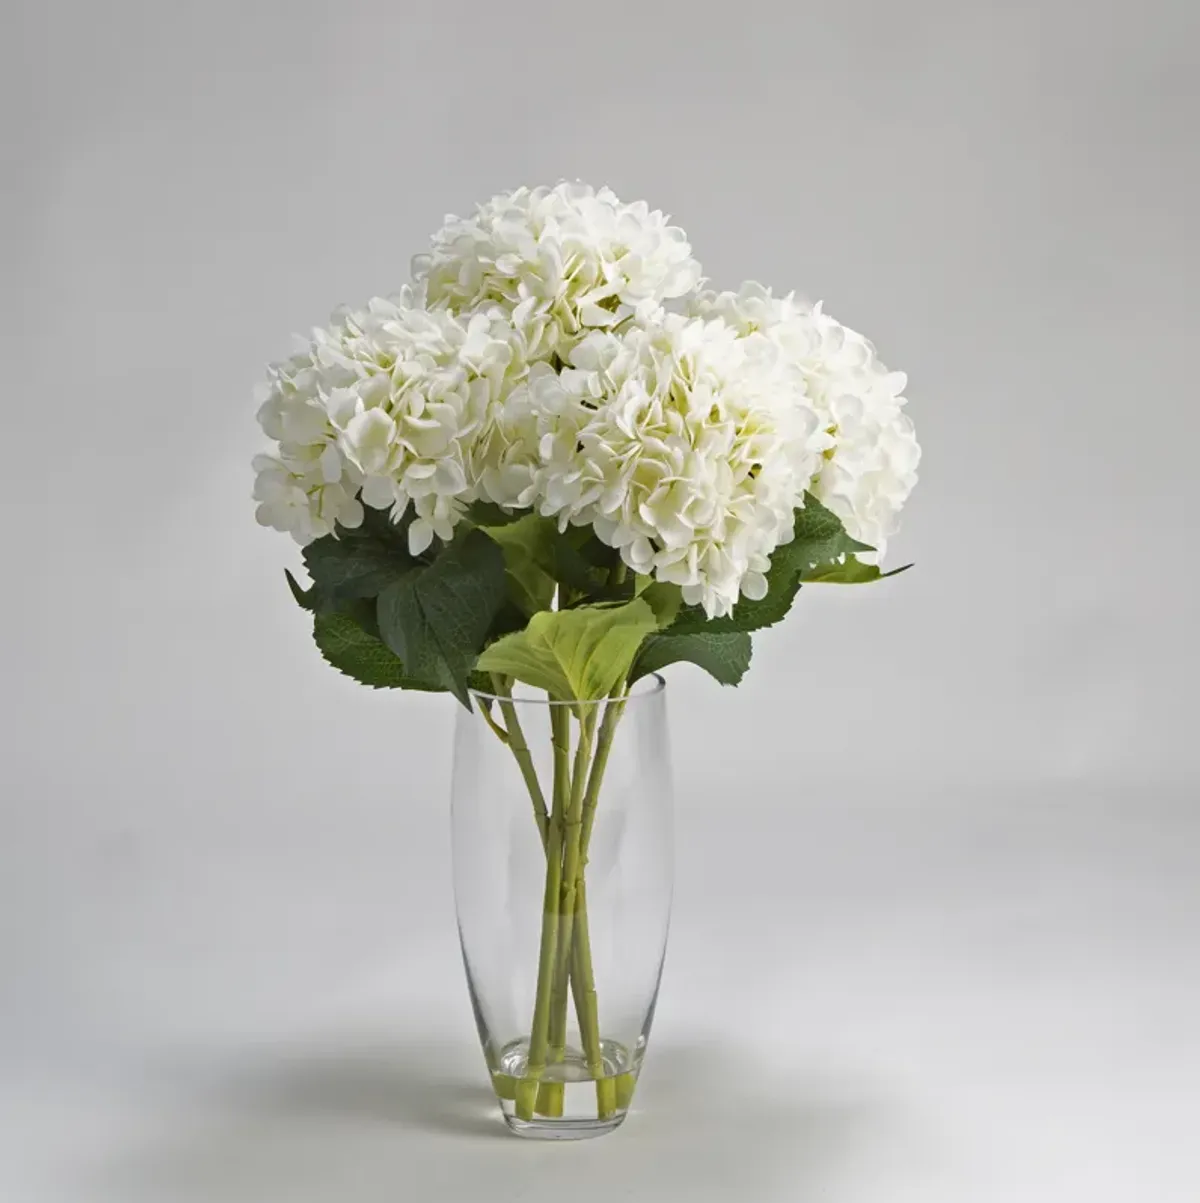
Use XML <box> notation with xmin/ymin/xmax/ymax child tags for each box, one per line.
<box><xmin>802</xmin><ymin>557</ymin><xmax>913</xmax><ymax>584</ymax></box>
<box><xmin>777</xmin><ymin>493</ymin><xmax>874</xmax><ymax>574</ymax></box>
<box><xmin>572</xmin><ymin>529</ymin><xmax>621</xmax><ymax>571</ymax></box>
<box><xmin>632</xmin><ymin>631</ymin><xmax>752</xmax><ymax>686</ymax></box>
<box><xmin>523</xmin><ymin>525</ymin><xmax>622</xmax><ymax>599</ymax></box>
<box><xmin>376</xmin><ymin>530</ymin><xmax>508</xmax><ymax>708</ymax></box>
<box><xmin>301</xmin><ymin>506</ymin><xmax>419</xmax><ymax>610</ymax></box>
<box><xmin>549</xmin><ymin>535</ymin><xmax>613</xmax><ymax>597</ymax></box>
<box><xmin>465</xmin><ymin>500</ymin><xmax>529</xmax><ymax>528</ymax></box>
<box><xmin>665</xmin><ymin>494</ymin><xmax>874</xmax><ymax>635</ymax></box>
<box><xmin>312</xmin><ymin>609</ymin><xmax>444</xmax><ymax>691</ymax></box>
<box><xmin>285</xmin><ymin>568</ymin><xmax>316</xmax><ymax>611</ymax></box>
<box><xmin>479</xmin><ymin>513</ymin><xmax>558</xmax><ymax>617</ymax></box>
<box><xmin>669</xmin><ymin>556</ymin><xmax>803</xmax><ymax>635</ymax></box>
<box><xmin>477</xmin><ymin>598</ymin><xmax>661</xmax><ymax>701</ymax></box>
<box><xmin>640</xmin><ymin>582</ymin><xmax>682</xmax><ymax>627</ymax></box>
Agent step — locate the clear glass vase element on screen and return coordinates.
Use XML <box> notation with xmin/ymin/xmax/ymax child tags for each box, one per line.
<box><xmin>451</xmin><ymin>675</ymin><xmax>673</xmax><ymax>1139</ymax></box>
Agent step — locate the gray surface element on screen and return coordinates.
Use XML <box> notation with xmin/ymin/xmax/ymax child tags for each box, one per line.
<box><xmin>3</xmin><ymin>0</ymin><xmax>1199</xmax><ymax>1199</ymax></box>
<box><xmin>6</xmin><ymin>791</ymin><xmax>1200</xmax><ymax>1201</ymax></box>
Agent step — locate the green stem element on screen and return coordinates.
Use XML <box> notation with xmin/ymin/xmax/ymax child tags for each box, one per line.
<box><xmin>483</xmin><ymin>677</ymin><xmax>630</xmax><ymax>1122</ymax></box>
<box><xmin>570</xmin><ymin>878</ymin><xmax>617</xmax><ymax>1117</ymax></box>
<box><xmin>489</xmin><ymin>674</ymin><xmax>548</xmax><ymax>847</ymax></box>
<box><xmin>546</xmin><ymin>709</ymin><xmax>596</xmax><ymax>1073</ymax></box>
<box><xmin>580</xmin><ymin>687</ymin><xmax>627</xmax><ymax>858</ymax></box>
<box><xmin>514</xmin><ymin>702</ymin><xmax>572</xmax><ymax>1122</ymax></box>
<box><xmin>482</xmin><ymin>690</ymin><xmax>594</xmax><ymax>1116</ymax></box>
<box><xmin>571</xmin><ymin>688</ymin><xmax>627</xmax><ymax>1117</ymax></box>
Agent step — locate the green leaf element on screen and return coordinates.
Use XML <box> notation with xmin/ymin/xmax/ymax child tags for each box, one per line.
<box><xmin>632</xmin><ymin>631</ymin><xmax>752</xmax><ymax>686</ymax></box>
<box><xmin>285</xmin><ymin>568</ymin><xmax>316</xmax><ymax>611</ymax></box>
<box><xmin>465</xmin><ymin>500</ymin><xmax>529</xmax><ymax>528</ymax></box>
<box><xmin>480</xmin><ymin>516</ymin><xmax>636</xmax><ymax>608</ymax></box>
<box><xmin>312</xmin><ymin>609</ymin><xmax>444</xmax><ymax>691</ymax></box>
<box><xmin>301</xmin><ymin>506</ymin><xmax>420</xmax><ymax>610</ymax></box>
<box><xmin>665</xmin><ymin>494</ymin><xmax>874</xmax><ymax>635</ymax></box>
<box><xmin>802</xmin><ymin>557</ymin><xmax>913</xmax><ymax>584</ymax></box>
<box><xmin>478</xmin><ymin>513</ymin><xmax>558</xmax><ymax>617</ymax></box>
<box><xmin>668</xmin><ymin>555</ymin><xmax>803</xmax><ymax>636</ymax></box>
<box><xmin>376</xmin><ymin>530</ymin><xmax>508</xmax><ymax>708</ymax></box>
<box><xmin>548</xmin><ymin>531</ymin><xmax>615</xmax><ymax>597</ymax></box>
<box><xmin>477</xmin><ymin>598</ymin><xmax>661</xmax><ymax>701</ymax></box>
<box><xmin>640</xmin><ymin>582</ymin><xmax>682</xmax><ymax>627</ymax></box>
<box><xmin>778</xmin><ymin>493</ymin><xmax>874</xmax><ymax>575</ymax></box>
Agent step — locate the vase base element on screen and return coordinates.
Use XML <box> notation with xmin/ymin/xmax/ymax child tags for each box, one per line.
<box><xmin>503</xmin><ymin>1113</ymin><xmax>626</xmax><ymax>1141</ymax></box>
<box><xmin>491</xmin><ymin>1038</ymin><xmax>641</xmax><ymax>1137</ymax></box>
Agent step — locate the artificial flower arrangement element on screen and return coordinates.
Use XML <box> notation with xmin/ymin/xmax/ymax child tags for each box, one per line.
<box><xmin>253</xmin><ymin>183</ymin><xmax>919</xmax><ymax>1134</ymax></box>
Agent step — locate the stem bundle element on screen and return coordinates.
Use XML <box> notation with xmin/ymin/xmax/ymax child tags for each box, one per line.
<box><xmin>493</xmin><ymin>681</ymin><xmax>628</xmax><ymax>1122</ymax></box>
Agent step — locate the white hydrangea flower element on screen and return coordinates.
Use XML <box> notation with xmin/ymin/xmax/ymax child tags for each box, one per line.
<box><xmin>522</xmin><ymin>314</ymin><xmax>829</xmax><ymax>617</ymax></box>
<box><xmin>254</xmin><ymin>189</ymin><xmax>919</xmax><ymax>623</ymax></box>
<box><xmin>693</xmin><ymin>283</ymin><xmax>921</xmax><ymax>557</ymax></box>
<box><xmin>689</xmin><ymin>279</ymin><xmax>811</xmax><ymax>333</ymax></box>
<box><xmin>253</xmin><ymin>291</ymin><xmax>529</xmax><ymax>553</ymax></box>
<box><xmin>469</xmin><ymin>360</ymin><xmax>560</xmax><ymax>511</ymax></box>
<box><xmin>413</xmin><ymin>182</ymin><xmax>703</xmax><ymax>363</ymax></box>
<box><xmin>252</xmin><ymin>348</ymin><xmax>365</xmax><ymax>543</ymax></box>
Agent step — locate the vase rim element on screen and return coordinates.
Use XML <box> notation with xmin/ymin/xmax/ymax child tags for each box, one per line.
<box><xmin>469</xmin><ymin>673</ymin><xmax>666</xmax><ymax>707</ymax></box>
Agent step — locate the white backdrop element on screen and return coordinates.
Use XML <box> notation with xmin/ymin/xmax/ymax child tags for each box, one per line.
<box><xmin>3</xmin><ymin>1</ymin><xmax>1198</xmax><ymax>1200</ymax></box>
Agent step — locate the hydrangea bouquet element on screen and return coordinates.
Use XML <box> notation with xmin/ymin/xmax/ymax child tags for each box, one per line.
<box><xmin>253</xmin><ymin>183</ymin><xmax>919</xmax><ymax>1133</ymax></box>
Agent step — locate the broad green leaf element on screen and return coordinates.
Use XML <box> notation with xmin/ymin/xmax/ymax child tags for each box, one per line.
<box><xmin>572</xmin><ymin>529</ymin><xmax>621</xmax><ymax>571</ymax></box>
<box><xmin>776</xmin><ymin>493</ymin><xmax>874</xmax><ymax>575</ymax></box>
<box><xmin>668</xmin><ymin>554</ymin><xmax>802</xmax><ymax>636</ymax></box>
<box><xmin>479</xmin><ymin>513</ymin><xmax>558</xmax><ymax>617</ymax></box>
<box><xmin>802</xmin><ymin>557</ymin><xmax>913</xmax><ymax>584</ymax></box>
<box><xmin>549</xmin><ymin>537</ymin><xmax>613</xmax><ymax>597</ymax></box>
<box><xmin>313</xmin><ymin>609</ymin><xmax>443</xmax><ymax>692</ymax></box>
<box><xmin>666</xmin><ymin>494</ymin><xmax>873</xmax><ymax>635</ymax></box>
<box><xmin>465</xmin><ymin>500</ymin><xmax>529</xmax><ymax>528</ymax></box>
<box><xmin>376</xmin><ymin>530</ymin><xmax>508</xmax><ymax>708</ymax></box>
<box><xmin>632</xmin><ymin>631</ymin><xmax>752</xmax><ymax>686</ymax></box>
<box><xmin>301</xmin><ymin>506</ymin><xmax>419</xmax><ymax>609</ymax></box>
<box><xmin>528</xmin><ymin>525</ymin><xmax>621</xmax><ymax>598</ymax></box>
<box><xmin>485</xmin><ymin>518</ymin><xmax>634</xmax><ymax>606</ymax></box>
<box><xmin>477</xmin><ymin>598</ymin><xmax>661</xmax><ymax>701</ymax></box>
<box><xmin>640</xmin><ymin>582</ymin><xmax>682</xmax><ymax>627</ymax></box>
<box><xmin>285</xmin><ymin>568</ymin><xmax>315</xmax><ymax>611</ymax></box>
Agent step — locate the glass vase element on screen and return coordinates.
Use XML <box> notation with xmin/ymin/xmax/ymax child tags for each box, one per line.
<box><xmin>451</xmin><ymin>675</ymin><xmax>673</xmax><ymax>1139</ymax></box>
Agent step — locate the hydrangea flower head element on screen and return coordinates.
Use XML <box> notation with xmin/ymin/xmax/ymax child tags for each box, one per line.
<box><xmin>413</xmin><ymin>182</ymin><xmax>702</xmax><ymax>362</ymax></box>
<box><xmin>253</xmin><ymin>186</ymin><xmax>919</xmax><ymax>614</ymax></box>
<box><xmin>693</xmin><ymin>283</ymin><xmax>920</xmax><ymax>557</ymax></box>
<box><xmin>523</xmin><ymin>313</ymin><xmax>830</xmax><ymax>616</ymax></box>
<box><xmin>254</xmin><ymin>289</ymin><xmax>528</xmax><ymax>553</ymax></box>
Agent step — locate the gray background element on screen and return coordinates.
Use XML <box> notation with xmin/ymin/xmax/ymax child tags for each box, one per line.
<box><xmin>3</xmin><ymin>0</ymin><xmax>1198</xmax><ymax>1199</ymax></box>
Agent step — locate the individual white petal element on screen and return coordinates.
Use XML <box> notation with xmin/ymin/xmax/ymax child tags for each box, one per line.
<box><xmin>360</xmin><ymin>474</ymin><xmax>397</xmax><ymax>509</ymax></box>
<box><xmin>342</xmin><ymin>407</ymin><xmax>397</xmax><ymax>475</ymax></box>
<box><xmin>741</xmin><ymin>571</ymin><xmax>768</xmax><ymax>601</ymax></box>
<box><xmin>319</xmin><ymin>443</ymin><xmax>343</xmax><ymax>484</ymax></box>
<box><xmin>408</xmin><ymin>518</ymin><xmax>435</xmax><ymax>556</ymax></box>
<box><xmin>339</xmin><ymin>497</ymin><xmax>365</xmax><ymax>529</ymax></box>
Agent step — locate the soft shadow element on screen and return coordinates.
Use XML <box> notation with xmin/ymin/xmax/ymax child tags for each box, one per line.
<box><xmin>82</xmin><ymin>1034</ymin><xmax>902</xmax><ymax>1203</ymax></box>
<box><xmin>201</xmin><ymin>1036</ymin><xmax>504</xmax><ymax>1139</ymax></box>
